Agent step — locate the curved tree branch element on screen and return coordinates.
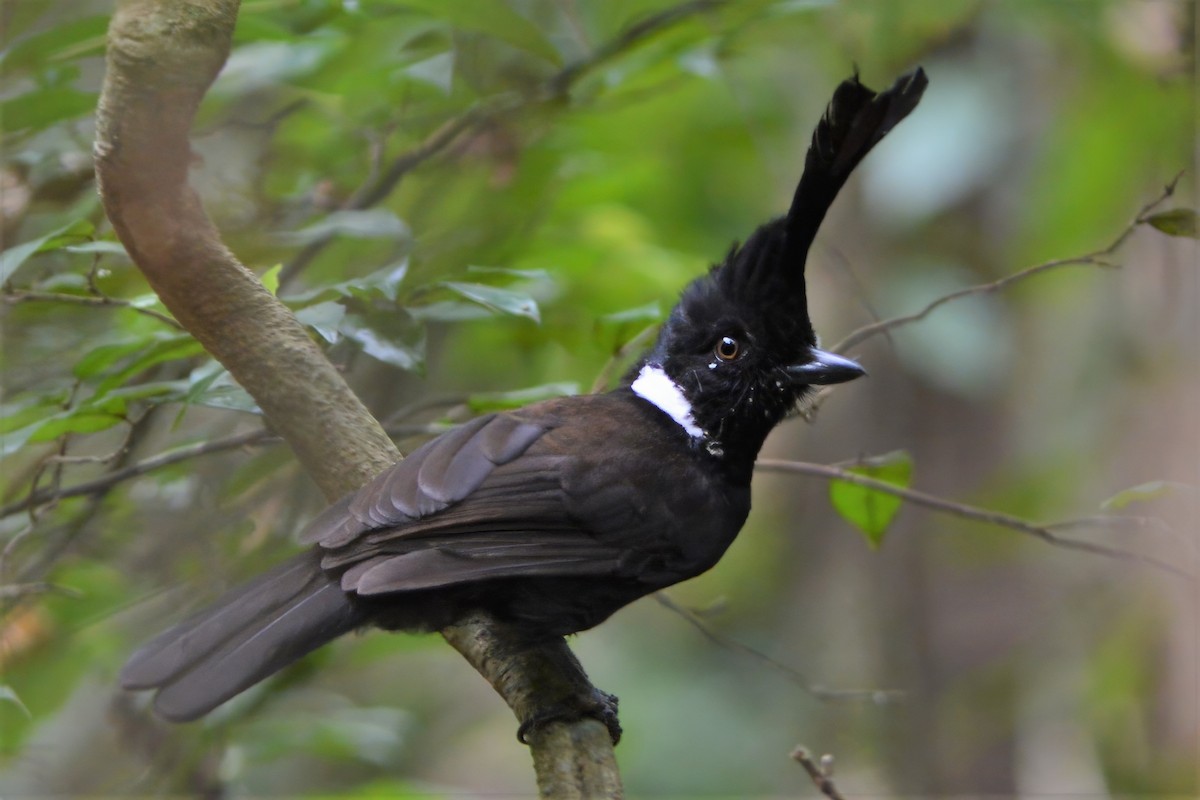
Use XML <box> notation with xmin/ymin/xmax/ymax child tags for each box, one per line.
<box><xmin>94</xmin><ymin>1</ymin><xmax>620</xmax><ymax>795</ymax></box>
<box><xmin>94</xmin><ymin>0</ymin><xmax>395</xmax><ymax>495</ymax></box>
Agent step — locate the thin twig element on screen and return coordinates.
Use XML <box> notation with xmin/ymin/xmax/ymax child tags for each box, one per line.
<box><xmin>831</xmin><ymin>173</ymin><xmax>1182</xmax><ymax>354</ymax></box>
<box><xmin>1043</xmin><ymin>513</ymin><xmax>1191</xmax><ymax>553</ymax></box>
<box><xmin>0</xmin><ymin>423</ymin><xmax>446</xmax><ymax>520</ymax></box>
<box><xmin>757</xmin><ymin>459</ymin><xmax>1194</xmax><ymax>580</ymax></box>
<box><xmin>2</xmin><ymin>289</ymin><xmax>183</xmax><ymax>329</ymax></box>
<box><xmin>547</xmin><ymin>0</ymin><xmax>725</xmax><ymax>95</ymax></box>
<box><xmin>0</xmin><ymin>581</ymin><xmax>84</xmax><ymax>600</ymax></box>
<box><xmin>654</xmin><ymin>592</ymin><xmax>902</xmax><ymax>703</ymax></box>
<box><xmin>0</xmin><ymin>429</ymin><xmax>274</xmax><ymax>520</ymax></box>
<box><xmin>0</xmin><ymin>523</ymin><xmax>33</xmax><ymax>586</ymax></box>
<box><xmin>791</xmin><ymin>746</ymin><xmax>847</xmax><ymax>800</ymax></box>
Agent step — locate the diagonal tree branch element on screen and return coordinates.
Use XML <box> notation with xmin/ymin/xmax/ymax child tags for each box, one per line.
<box><xmin>94</xmin><ymin>1</ymin><xmax>622</xmax><ymax>795</ymax></box>
<box><xmin>95</xmin><ymin>0</ymin><xmax>397</xmax><ymax>496</ymax></box>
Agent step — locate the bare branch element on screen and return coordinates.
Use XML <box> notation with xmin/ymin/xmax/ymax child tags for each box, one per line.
<box><xmin>791</xmin><ymin>746</ymin><xmax>847</xmax><ymax>800</ymax></box>
<box><xmin>0</xmin><ymin>423</ymin><xmax>450</xmax><ymax>521</ymax></box>
<box><xmin>831</xmin><ymin>173</ymin><xmax>1183</xmax><ymax>354</ymax></box>
<box><xmin>0</xmin><ymin>428</ymin><xmax>274</xmax><ymax>520</ymax></box>
<box><xmin>654</xmin><ymin>593</ymin><xmax>902</xmax><ymax>704</ymax></box>
<box><xmin>756</xmin><ymin>459</ymin><xmax>1194</xmax><ymax>580</ymax></box>
<box><xmin>2</xmin><ymin>289</ymin><xmax>184</xmax><ymax>328</ymax></box>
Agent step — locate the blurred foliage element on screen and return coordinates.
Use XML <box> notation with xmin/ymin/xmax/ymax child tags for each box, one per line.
<box><xmin>1</xmin><ymin>0</ymin><xmax>1196</xmax><ymax>796</ymax></box>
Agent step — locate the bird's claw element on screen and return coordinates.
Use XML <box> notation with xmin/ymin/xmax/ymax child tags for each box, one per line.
<box><xmin>517</xmin><ymin>688</ymin><xmax>621</xmax><ymax>746</ymax></box>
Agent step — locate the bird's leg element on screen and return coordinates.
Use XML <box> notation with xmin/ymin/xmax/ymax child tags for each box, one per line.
<box><xmin>514</xmin><ymin>648</ymin><xmax>621</xmax><ymax>746</ymax></box>
<box><xmin>442</xmin><ymin>614</ymin><xmax>622</xmax><ymax>745</ymax></box>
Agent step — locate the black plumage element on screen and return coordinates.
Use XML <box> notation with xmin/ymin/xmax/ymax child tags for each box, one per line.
<box><xmin>121</xmin><ymin>68</ymin><xmax>928</xmax><ymax>725</ymax></box>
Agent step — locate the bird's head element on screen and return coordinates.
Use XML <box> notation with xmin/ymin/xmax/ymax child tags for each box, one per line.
<box><xmin>627</xmin><ymin>68</ymin><xmax>927</xmax><ymax>465</ymax></box>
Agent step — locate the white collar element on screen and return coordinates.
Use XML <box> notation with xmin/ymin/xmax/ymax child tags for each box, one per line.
<box><xmin>630</xmin><ymin>364</ymin><xmax>704</xmax><ymax>439</ymax></box>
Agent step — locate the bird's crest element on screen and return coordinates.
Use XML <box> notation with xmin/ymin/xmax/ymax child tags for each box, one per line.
<box><xmin>693</xmin><ymin>68</ymin><xmax>929</xmax><ymax>344</ymax></box>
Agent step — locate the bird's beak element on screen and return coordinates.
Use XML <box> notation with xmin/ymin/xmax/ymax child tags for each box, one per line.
<box><xmin>786</xmin><ymin>348</ymin><xmax>866</xmax><ymax>386</ymax></box>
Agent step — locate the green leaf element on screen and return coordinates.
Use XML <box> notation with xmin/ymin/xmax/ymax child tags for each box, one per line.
<box><xmin>0</xmin><ymin>219</ymin><xmax>94</xmax><ymax>285</ymax></box>
<box><xmin>0</xmin><ymin>685</ymin><xmax>32</xmax><ymax>720</ymax></box>
<box><xmin>176</xmin><ymin>361</ymin><xmax>259</xmax><ymax>413</ymax></box>
<box><xmin>380</xmin><ymin>0</ymin><xmax>562</xmax><ymax>66</ymax></box>
<box><xmin>295</xmin><ymin>300</ymin><xmax>347</xmax><ymax>343</ymax></box>
<box><xmin>599</xmin><ymin>301</ymin><xmax>663</xmax><ymax>325</ymax></box>
<box><xmin>467</xmin><ymin>265</ymin><xmax>550</xmax><ymax>281</ymax></box>
<box><xmin>73</xmin><ymin>338</ymin><xmax>151</xmax><ymax>379</ymax></box>
<box><xmin>188</xmin><ymin>384</ymin><xmax>262</xmax><ymax>414</ymax></box>
<box><xmin>436</xmin><ymin>281</ymin><xmax>540</xmax><ymax>322</ymax></box>
<box><xmin>214</xmin><ymin>39</ymin><xmax>335</xmax><ymax>94</ymax></box>
<box><xmin>0</xmin><ymin>15</ymin><xmax>109</xmax><ymax>74</ymax></box>
<box><xmin>38</xmin><ymin>273</ymin><xmax>89</xmax><ymax>292</ymax></box>
<box><xmin>27</xmin><ymin>411</ymin><xmax>125</xmax><ymax>442</ymax></box>
<box><xmin>406</xmin><ymin>300</ymin><xmax>496</xmax><ymax>322</ymax></box>
<box><xmin>92</xmin><ymin>335</ymin><xmax>203</xmax><ymax>396</ymax></box>
<box><xmin>284</xmin><ymin>260</ymin><xmax>409</xmax><ymax>305</ymax></box>
<box><xmin>404</xmin><ymin>51</ymin><xmax>454</xmax><ymax>94</ymax></box>
<box><xmin>1145</xmin><ymin>208</ymin><xmax>1199</xmax><ymax>239</ymax></box>
<box><xmin>0</xmin><ymin>396</ymin><xmax>63</xmax><ymax>435</ymax></box>
<box><xmin>339</xmin><ymin>312</ymin><xmax>425</xmax><ymax>372</ymax></box>
<box><xmin>86</xmin><ymin>380</ymin><xmax>185</xmax><ymax>409</ymax></box>
<box><xmin>63</xmin><ymin>241</ymin><xmax>129</xmax><ymax>256</ymax></box>
<box><xmin>0</xmin><ymin>394</ymin><xmax>71</xmax><ymax>456</ymax></box>
<box><xmin>0</xmin><ymin>86</ymin><xmax>96</xmax><ymax>137</ymax></box>
<box><xmin>829</xmin><ymin>450</ymin><xmax>914</xmax><ymax>548</ymax></box>
<box><xmin>468</xmin><ymin>382</ymin><xmax>579</xmax><ymax>413</ymax></box>
<box><xmin>276</xmin><ymin>209</ymin><xmax>411</xmax><ymax>245</ymax></box>
<box><xmin>1100</xmin><ymin>480</ymin><xmax>1194</xmax><ymax>511</ymax></box>
<box><xmin>261</xmin><ymin>263</ymin><xmax>282</xmax><ymax>295</ymax></box>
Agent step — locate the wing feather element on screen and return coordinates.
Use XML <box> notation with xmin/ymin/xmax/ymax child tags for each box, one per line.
<box><xmin>299</xmin><ymin>414</ymin><xmax>550</xmax><ymax>548</ymax></box>
<box><xmin>351</xmin><ymin>542</ymin><xmax>622</xmax><ymax>595</ymax></box>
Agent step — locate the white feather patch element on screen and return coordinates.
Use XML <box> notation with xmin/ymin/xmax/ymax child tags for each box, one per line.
<box><xmin>630</xmin><ymin>364</ymin><xmax>704</xmax><ymax>439</ymax></box>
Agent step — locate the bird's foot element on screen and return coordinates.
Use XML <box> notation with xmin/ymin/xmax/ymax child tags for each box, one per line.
<box><xmin>517</xmin><ymin>687</ymin><xmax>621</xmax><ymax>746</ymax></box>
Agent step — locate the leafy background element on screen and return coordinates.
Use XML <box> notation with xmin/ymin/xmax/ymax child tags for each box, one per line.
<box><xmin>1</xmin><ymin>0</ymin><xmax>1196</xmax><ymax>796</ymax></box>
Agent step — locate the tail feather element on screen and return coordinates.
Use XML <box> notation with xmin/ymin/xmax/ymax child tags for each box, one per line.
<box><xmin>121</xmin><ymin>552</ymin><xmax>365</xmax><ymax>721</ymax></box>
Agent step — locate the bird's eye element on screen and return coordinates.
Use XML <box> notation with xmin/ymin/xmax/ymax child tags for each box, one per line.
<box><xmin>714</xmin><ymin>336</ymin><xmax>741</xmax><ymax>362</ymax></box>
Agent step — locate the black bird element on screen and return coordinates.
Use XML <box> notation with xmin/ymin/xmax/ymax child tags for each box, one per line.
<box><xmin>121</xmin><ymin>68</ymin><xmax>928</xmax><ymax>726</ymax></box>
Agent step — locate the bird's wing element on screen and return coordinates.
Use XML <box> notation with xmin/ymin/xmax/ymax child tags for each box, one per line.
<box><xmin>299</xmin><ymin>408</ymin><xmax>661</xmax><ymax>596</ymax></box>
<box><xmin>298</xmin><ymin>413</ymin><xmax>549</xmax><ymax>548</ymax></box>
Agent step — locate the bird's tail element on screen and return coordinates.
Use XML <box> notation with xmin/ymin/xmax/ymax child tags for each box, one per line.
<box><xmin>120</xmin><ymin>551</ymin><xmax>365</xmax><ymax>721</ymax></box>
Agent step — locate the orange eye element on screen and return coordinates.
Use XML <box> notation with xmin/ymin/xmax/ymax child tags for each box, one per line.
<box><xmin>715</xmin><ymin>336</ymin><xmax>740</xmax><ymax>361</ymax></box>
